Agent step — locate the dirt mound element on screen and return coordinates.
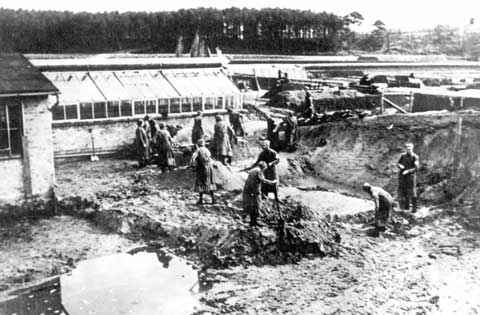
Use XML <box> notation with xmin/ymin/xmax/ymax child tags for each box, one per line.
<box><xmin>64</xmin><ymin>189</ymin><xmax>342</xmax><ymax>269</ymax></box>
<box><xmin>290</xmin><ymin>112</ymin><xmax>480</xmax><ymax>205</ymax></box>
<box><xmin>192</xmin><ymin>199</ymin><xmax>342</xmax><ymax>268</ymax></box>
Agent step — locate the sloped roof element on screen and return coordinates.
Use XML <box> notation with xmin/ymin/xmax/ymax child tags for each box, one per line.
<box><xmin>44</xmin><ymin>72</ymin><xmax>105</xmax><ymax>103</ymax></box>
<box><xmin>0</xmin><ymin>54</ymin><xmax>58</xmax><ymax>95</ymax></box>
<box><xmin>162</xmin><ymin>69</ymin><xmax>240</xmax><ymax>97</ymax></box>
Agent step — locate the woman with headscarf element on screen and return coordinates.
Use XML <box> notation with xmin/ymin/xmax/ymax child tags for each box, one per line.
<box><xmin>190</xmin><ymin>139</ymin><xmax>216</xmax><ymax>205</ymax></box>
<box><xmin>155</xmin><ymin>122</ymin><xmax>176</xmax><ymax>173</ymax></box>
<box><xmin>212</xmin><ymin>115</ymin><xmax>235</xmax><ymax>165</ymax></box>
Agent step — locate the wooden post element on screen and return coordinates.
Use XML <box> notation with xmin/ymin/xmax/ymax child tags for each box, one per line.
<box><xmin>460</xmin><ymin>97</ymin><xmax>464</xmax><ymax>109</ymax></box>
<box><xmin>409</xmin><ymin>91</ymin><xmax>414</xmax><ymax>112</ymax></box>
<box><xmin>380</xmin><ymin>92</ymin><xmax>385</xmax><ymax>114</ymax></box>
<box><xmin>22</xmin><ymin>135</ymin><xmax>32</xmax><ymax>199</ymax></box>
<box><xmin>453</xmin><ymin>116</ymin><xmax>463</xmax><ymax>176</ymax></box>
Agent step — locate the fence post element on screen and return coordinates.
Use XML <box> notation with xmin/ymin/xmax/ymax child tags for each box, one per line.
<box><xmin>380</xmin><ymin>92</ymin><xmax>385</xmax><ymax>114</ymax></box>
<box><xmin>409</xmin><ymin>91</ymin><xmax>414</xmax><ymax>112</ymax></box>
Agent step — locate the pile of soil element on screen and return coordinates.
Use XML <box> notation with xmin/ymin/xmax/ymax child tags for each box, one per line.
<box><xmin>192</xmin><ymin>198</ymin><xmax>342</xmax><ymax>268</ymax></box>
<box><xmin>56</xmin><ymin>159</ymin><xmax>344</xmax><ymax>270</ymax></box>
<box><xmin>288</xmin><ymin>112</ymin><xmax>480</xmax><ymax>205</ymax></box>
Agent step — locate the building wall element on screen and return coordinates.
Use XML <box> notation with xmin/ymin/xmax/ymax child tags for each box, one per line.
<box><xmin>0</xmin><ymin>158</ymin><xmax>24</xmax><ymax>202</ymax></box>
<box><xmin>52</xmin><ymin>113</ymin><xmax>229</xmax><ymax>157</ymax></box>
<box><xmin>0</xmin><ymin>96</ymin><xmax>55</xmax><ymax>205</ymax></box>
<box><xmin>22</xmin><ymin>96</ymin><xmax>55</xmax><ymax>199</ymax></box>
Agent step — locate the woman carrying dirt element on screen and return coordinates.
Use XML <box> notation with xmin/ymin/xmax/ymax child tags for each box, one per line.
<box><xmin>155</xmin><ymin>123</ymin><xmax>176</xmax><ymax>173</ymax></box>
<box><xmin>190</xmin><ymin>139</ymin><xmax>216</xmax><ymax>205</ymax></box>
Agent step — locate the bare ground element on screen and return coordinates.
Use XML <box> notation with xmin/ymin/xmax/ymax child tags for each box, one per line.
<box><xmin>1</xmin><ymin>157</ymin><xmax>480</xmax><ymax>314</ymax></box>
<box><xmin>202</xmin><ymin>208</ymin><xmax>480</xmax><ymax>314</ymax></box>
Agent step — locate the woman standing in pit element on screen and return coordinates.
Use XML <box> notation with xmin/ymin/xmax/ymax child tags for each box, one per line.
<box><xmin>190</xmin><ymin>139</ymin><xmax>216</xmax><ymax>205</ymax></box>
<box><xmin>155</xmin><ymin>122</ymin><xmax>176</xmax><ymax>173</ymax></box>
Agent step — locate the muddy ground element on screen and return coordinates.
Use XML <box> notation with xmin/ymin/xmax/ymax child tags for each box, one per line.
<box><xmin>3</xmin><ymin>111</ymin><xmax>480</xmax><ymax>313</ymax></box>
<box><xmin>1</xmin><ymin>152</ymin><xmax>479</xmax><ymax>314</ymax></box>
<box><xmin>0</xmin><ymin>215</ymin><xmax>140</xmax><ymax>293</ymax></box>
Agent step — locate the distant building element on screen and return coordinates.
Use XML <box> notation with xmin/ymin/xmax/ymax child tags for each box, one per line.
<box><xmin>0</xmin><ymin>54</ymin><xmax>58</xmax><ymax>204</ymax></box>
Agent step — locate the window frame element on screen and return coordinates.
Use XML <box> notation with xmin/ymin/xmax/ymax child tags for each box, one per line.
<box><xmin>79</xmin><ymin>102</ymin><xmax>94</xmax><ymax>120</ymax></box>
<box><xmin>157</xmin><ymin>98</ymin><xmax>169</xmax><ymax>114</ymax></box>
<box><xmin>93</xmin><ymin>101</ymin><xmax>107</xmax><ymax>119</ymax></box>
<box><xmin>134</xmin><ymin>99</ymin><xmax>146</xmax><ymax>116</ymax></box>
<box><xmin>0</xmin><ymin>102</ymin><xmax>23</xmax><ymax>158</ymax></box>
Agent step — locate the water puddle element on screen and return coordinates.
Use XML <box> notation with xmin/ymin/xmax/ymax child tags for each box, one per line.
<box><xmin>0</xmin><ymin>249</ymin><xmax>203</xmax><ymax>315</ymax></box>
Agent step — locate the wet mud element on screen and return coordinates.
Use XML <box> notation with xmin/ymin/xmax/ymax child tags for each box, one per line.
<box><xmin>3</xmin><ymin>111</ymin><xmax>480</xmax><ymax>313</ymax></box>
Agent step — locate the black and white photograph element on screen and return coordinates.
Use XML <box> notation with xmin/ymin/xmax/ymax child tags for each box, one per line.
<box><xmin>0</xmin><ymin>0</ymin><xmax>480</xmax><ymax>314</ymax></box>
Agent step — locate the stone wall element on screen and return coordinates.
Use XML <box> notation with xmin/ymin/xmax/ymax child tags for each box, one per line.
<box><xmin>52</xmin><ymin>112</ymin><xmax>230</xmax><ymax>158</ymax></box>
<box><xmin>0</xmin><ymin>96</ymin><xmax>55</xmax><ymax>206</ymax></box>
<box><xmin>0</xmin><ymin>158</ymin><xmax>24</xmax><ymax>202</ymax></box>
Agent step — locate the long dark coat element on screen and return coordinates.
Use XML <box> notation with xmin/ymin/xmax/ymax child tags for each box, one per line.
<box><xmin>135</xmin><ymin>127</ymin><xmax>148</xmax><ymax>163</ymax></box>
<box><xmin>191</xmin><ymin>117</ymin><xmax>204</xmax><ymax>145</ymax></box>
<box><xmin>213</xmin><ymin>120</ymin><xmax>234</xmax><ymax>158</ymax></box>
<box><xmin>155</xmin><ymin>129</ymin><xmax>176</xmax><ymax>168</ymax></box>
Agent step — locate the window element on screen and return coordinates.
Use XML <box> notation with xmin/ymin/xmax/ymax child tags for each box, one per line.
<box><xmin>158</xmin><ymin>99</ymin><xmax>168</xmax><ymax>114</ymax></box>
<box><xmin>120</xmin><ymin>100</ymin><xmax>132</xmax><ymax>116</ymax></box>
<box><xmin>170</xmin><ymin>98</ymin><xmax>180</xmax><ymax>113</ymax></box>
<box><xmin>181</xmin><ymin>98</ymin><xmax>192</xmax><ymax>113</ymax></box>
<box><xmin>52</xmin><ymin>105</ymin><xmax>65</xmax><ymax>120</ymax></box>
<box><xmin>204</xmin><ymin>97</ymin><xmax>214</xmax><ymax>110</ymax></box>
<box><xmin>230</xmin><ymin>96</ymin><xmax>236</xmax><ymax>108</ymax></box>
<box><xmin>134</xmin><ymin>100</ymin><xmax>145</xmax><ymax>115</ymax></box>
<box><xmin>192</xmin><ymin>97</ymin><xmax>202</xmax><ymax>112</ymax></box>
<box><xmin>65</xmin><ymin>105</ymin><xmax>78</xmax><ymax>120</ymax></box>
<box><xmin>146</xmin><ymin>100</ymin><xmax>156</xmax><ymax>114</ymax></box>
<box><xmin>0</xmin><ymin>102</ymin><xmax>23</xmax><ymax>156</ymax></box>
<box><xmin>225</xmin><ymin>95</ymin><xmax>232</xmax><ymax>108</ymax></box>
<box><xmin>107</xmin><ymin>101</ymin><xmax>120</xmax><ymax>118</ymax></box>
<box><xmin>216</xmin><ymin>97</ymin><xmax>223</xmax><ymax>110</ymax></box>
<box><xmin>93</xmin><ymin>102</ymin><xmax>107</xmax><ymax>119</ymax></box>
<box><xmin>80</xmin><ymin>103</ymin><xmax>93</xmax><ymax>120</ymax></box>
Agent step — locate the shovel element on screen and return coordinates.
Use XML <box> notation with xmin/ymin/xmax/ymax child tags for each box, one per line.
<box><xmin>89</xmin><ymin>128</ymin><xmax>99</xmax><ymax>162</ymax></box>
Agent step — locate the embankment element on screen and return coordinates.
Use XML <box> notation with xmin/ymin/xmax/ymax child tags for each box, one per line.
<box><xmin>291</xmin><ymin>111</ymin><xmax>480</xmax><ymax>204</ymax></box>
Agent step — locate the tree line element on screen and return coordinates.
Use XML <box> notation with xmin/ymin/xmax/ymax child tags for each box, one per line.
<box><xmin>0</xmin><ymin>7</ymin><xmax>381</xmax><ymax>54</ymax></box>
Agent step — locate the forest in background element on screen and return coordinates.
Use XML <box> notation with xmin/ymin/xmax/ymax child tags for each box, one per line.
<box><xmin>0</xmin><ymin>8</ymin><xmax>387</xmax><ymax>54</ymax></box>
<box><xmin>0</xmin><ymin>7</ymin><xmax>478</xmax><ymax>56</ymax></box>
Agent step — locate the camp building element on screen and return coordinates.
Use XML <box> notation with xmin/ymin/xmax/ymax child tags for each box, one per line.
<box><xmin>0</xmin><ymin>54</ymin><xmax>58</xmax><ymax>204</ymax></box>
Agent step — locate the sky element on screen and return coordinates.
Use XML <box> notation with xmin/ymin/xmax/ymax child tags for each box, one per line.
<box><xmin>1</xmin><ymin>0</ymin><xmax>479</xmax><ymax>31</ymax></box>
